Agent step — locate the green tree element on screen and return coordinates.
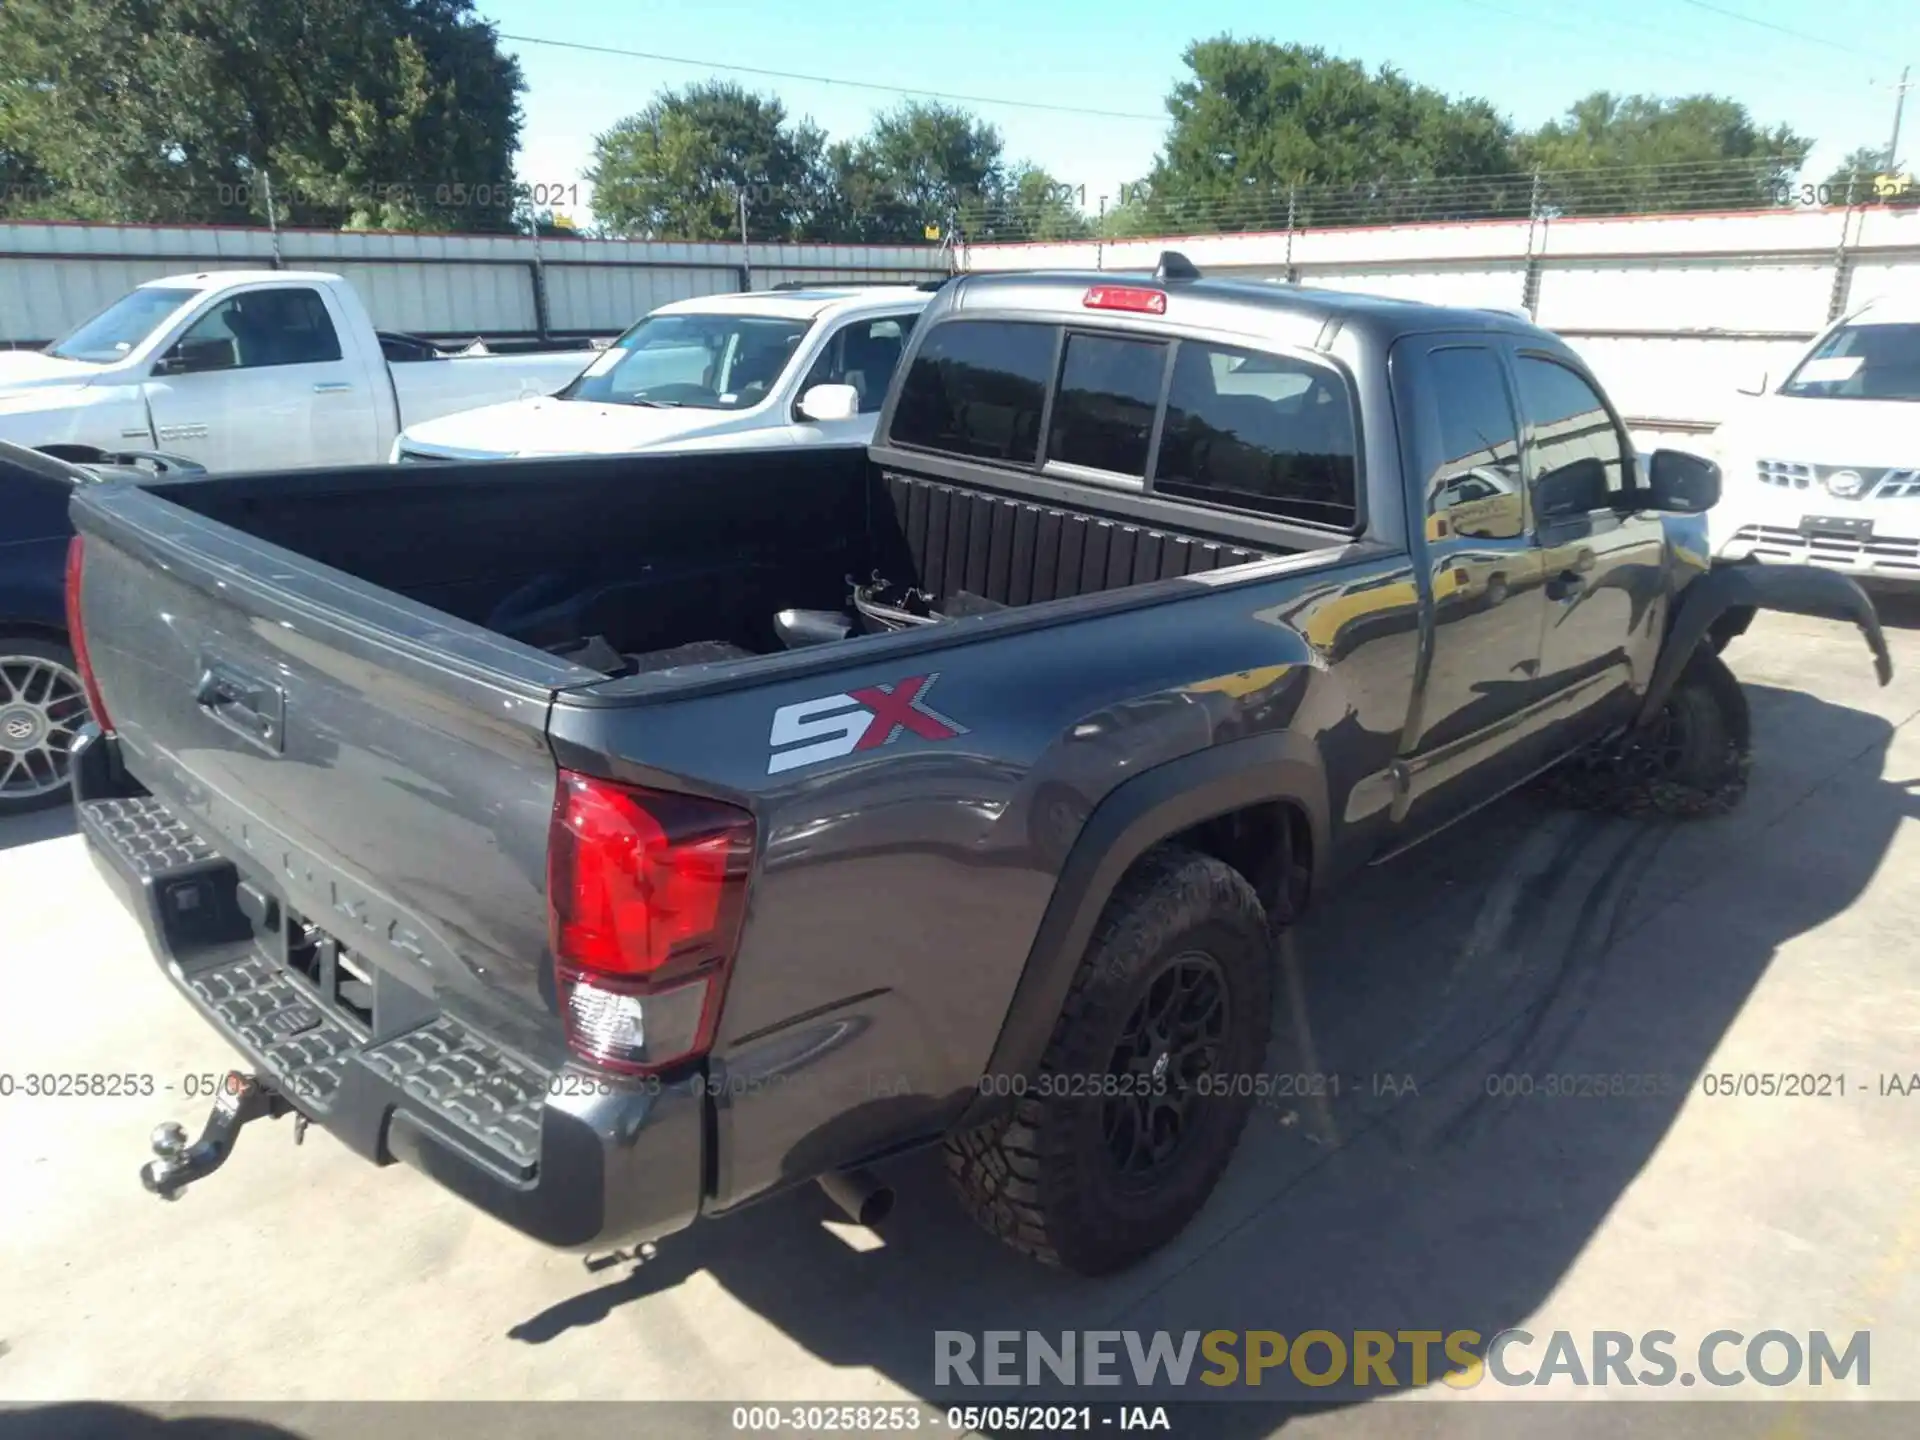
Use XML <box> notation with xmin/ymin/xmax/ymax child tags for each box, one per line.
<box><xmin>0</xmin><ymin>0</ymin><xmax>524</xmax><ymax>230</ymax></box>
<box><xmin>825</xmin><ymin>101</ymin><xmax>1008</xmax><ymax>242</ymax></box>
<box><xmin>1825</xmin><ymin>144</ymin><xmax>1904</xmax><ymax>205</ymax></box>
<box><xmin>1134</xmin><ymin>38</ymin><xmax>1520</xmax><ymax>233</ymax></box>
<box><xmin>0</xmin><ymin>142</ymin><xmax>48</xmax><ymax>212</ymax></box>
<box><xmin>1517</xmin><ymin>93</ymin><xmax>1812</xmax><ymax>214</ymax></box>
<box><xmin>966</xmin><ymin>165</ymin><xmax>1091</xmax><ymax>241</ymax></box>
<box><xmin>587</xmin><ymin>81</ymin><xmax>829</xmax><ymax>241</ymax></box>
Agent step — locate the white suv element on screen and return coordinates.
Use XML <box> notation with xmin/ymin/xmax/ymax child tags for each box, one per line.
<box><xmin>1708</xmin><ymin>292</ymin><xmax>1920</xmax><ymax>584</ymax></box>
<box><xmin>392</xmin><ymin>285</ymin><xmax>934</xmax><ymax>461</ymax></box>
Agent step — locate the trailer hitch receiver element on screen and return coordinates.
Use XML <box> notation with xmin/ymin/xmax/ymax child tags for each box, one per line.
<box><xmin>140</xmin><ymin>1071</ymin><xmax>292</xmax><ymax>1201</ymax></box>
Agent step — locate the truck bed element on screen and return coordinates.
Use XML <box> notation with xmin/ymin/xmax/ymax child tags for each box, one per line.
<box><xmin>152</xmin><ymin>445</ymin><xmax>1317</xmax><ymax>679</ymax></box>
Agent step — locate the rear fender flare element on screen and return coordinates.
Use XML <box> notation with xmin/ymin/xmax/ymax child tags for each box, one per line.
<box><xmin>955</xmin><ymin>730</ymin><xmax>1330</xmax><ymax>1127</ymax></box>
<box><xmin>1639</xmin><ymin>564</ymin><xmax>1892</xmax><ymax>727</ymax></box>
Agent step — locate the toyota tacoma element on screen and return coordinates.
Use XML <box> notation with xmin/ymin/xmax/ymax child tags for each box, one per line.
<box><xmin>62</xmin><ymin>257</ymin><xmax>1890</xmax><ymax>1274</ymax></box>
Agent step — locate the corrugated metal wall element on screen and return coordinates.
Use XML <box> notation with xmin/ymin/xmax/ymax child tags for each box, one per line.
<box><xmin>0</xmin><ymin>222</ymin><xmax>946</xmax><ymax>346</ymax></box>
<box><xmin>966</xmin><ymin>207</ymin><xmax>1920</xmax><ymax>431</ymax></box>
<box><xmin>9</xmin><ymin>210</ymin><xmax>1918</xmax><ymax>433</ymax></box>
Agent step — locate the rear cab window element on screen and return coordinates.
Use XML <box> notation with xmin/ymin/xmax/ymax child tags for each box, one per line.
<box><xmin>1047</xmin><ymin>333</ymin><xmax>1167</xmax><ymax>478</ymax></box>
<box><xmin>889</xmin><ymin>319</ymin><xmax>1054</xmax><ymax>461</ymax></box>
<box><xmin>886</xmin><ymin>316</ymin><xmax>1359</xmax><ymax>532</ymax></box>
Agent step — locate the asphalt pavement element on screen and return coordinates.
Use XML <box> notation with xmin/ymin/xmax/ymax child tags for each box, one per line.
<box><xmin>3</xmin><ymin>604</ymin><xmax>1919</xmax><ymax>1439</ymax></box>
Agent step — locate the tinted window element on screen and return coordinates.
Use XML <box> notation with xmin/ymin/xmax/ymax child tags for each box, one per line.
<box><xmin>798</xmin><ymin>312</ymin><xmax>919</xmax><ymax>414</ymax></box>
<box><xmin>890</xmin><ymin>320</ymin><xmax>1055</xmax><ymax>462</ymax></box>
<box><xmin>1424</xmin><ymin>347</ymin><xmax>1524</xmax><ymax>540</ymax></box>
<box><xmin>171</xmin><ymin>288</ymin><xmax>343</xmax><ymax>370</ymax></box>
<box><xmin>1153</xmin><ymin>341</ymin><xmax>1358</xmax><ymax>527</ymax></box>
<box><xmin>1045</xmin><ymin>333</ymin><xmax>1166</xmax><ymax>477</ymax></box>
<box><xmin>1515</xmin><ymin>356</ymin><xmax>1626</xmax><ymax>513</ymax></box>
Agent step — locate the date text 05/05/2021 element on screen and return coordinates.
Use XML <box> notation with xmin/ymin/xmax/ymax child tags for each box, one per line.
<box><xmin>728</xmin><ymin>1404</ymin><xmax>1176</xmax><ymax>1434</ymax></box>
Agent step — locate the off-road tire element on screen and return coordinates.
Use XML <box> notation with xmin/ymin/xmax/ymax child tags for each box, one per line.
<box><xmin>944</xmin><ymin>846</ymin><xmax>1273</xmax><ymax>1275</ymax></box>
<box><xmin>1536</xmin><ymin>647</ymin><xmax>1752</xmax><ymax>819</ymax></box>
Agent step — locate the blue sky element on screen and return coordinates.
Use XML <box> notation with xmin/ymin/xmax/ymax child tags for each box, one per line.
<box><xmin>480</xmin><ymin>0</ymin><xmax>1918</xmax><ymax>222</ymax></box>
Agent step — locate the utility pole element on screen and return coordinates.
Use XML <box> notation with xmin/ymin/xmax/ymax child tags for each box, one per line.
<box><xmin>1890</xmin><ymin>66</ymin><xmax>1913</xmax><ymax>174</ymax></box>
<box><xmin>262</xmin><ymin>171</ymin><xmax>283</xmax><ymax>270</ymax></box>
<box><xmin>736</xmin><ymin>188</ymin><xmax>752</xmax><ymax>292</ymax></box>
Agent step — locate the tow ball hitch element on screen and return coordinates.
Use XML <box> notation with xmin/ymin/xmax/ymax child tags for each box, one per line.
<box><xmin>139</xmin><ymin>1071</ymin><xmax>294</xmax><ymax>1201</ymax></box>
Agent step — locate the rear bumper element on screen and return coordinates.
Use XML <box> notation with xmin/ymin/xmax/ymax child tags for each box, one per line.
<box><xmin>71</xmin><ymin>728</ymin><xmax>706</xmax><ymax>1251</ymax></box>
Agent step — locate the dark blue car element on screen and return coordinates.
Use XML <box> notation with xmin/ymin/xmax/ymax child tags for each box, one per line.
<box><xmin>0</xmin><ymin>442</ymin><xmax>202</xmax><ymax>815</ymax></box>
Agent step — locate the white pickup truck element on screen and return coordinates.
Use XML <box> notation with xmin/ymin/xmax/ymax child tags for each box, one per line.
<box><xmin>0</xmin><ymin>270</ymin><xmax>594</xmax><ymax>472</ymax></box>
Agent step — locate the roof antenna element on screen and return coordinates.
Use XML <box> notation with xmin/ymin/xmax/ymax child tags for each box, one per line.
<box><xmin>1155</xmin><ymin>250</ymin><xmax>1201</xmax><ymax>281</ymax></box>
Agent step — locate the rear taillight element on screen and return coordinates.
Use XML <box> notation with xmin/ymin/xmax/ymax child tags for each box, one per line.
<box><xmin>63</xmin><ymin>536</ymin><xmax>113</xmax><ymax>733</ymax></box>
<box><xmin>547</xmin><ymin>771</ymin><xmax>754</xmax><ymax>1075</ymax></box>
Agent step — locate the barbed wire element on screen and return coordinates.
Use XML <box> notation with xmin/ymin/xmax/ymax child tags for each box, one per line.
<box><xmin>1</xmin><ymin>155</ymin><xmax>1912</xmax><ymax>246</ymax></box>
<box><xmin>956</xmin><ymin>156</ymin><xmax>1914</xmax><ymax>243</ymax></box>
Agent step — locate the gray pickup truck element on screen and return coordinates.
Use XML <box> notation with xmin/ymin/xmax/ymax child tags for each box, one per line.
<box><xmin>63</xmin><ymin>257</ymin><xmax>1890</xmax><ymax>1276</ymax></box>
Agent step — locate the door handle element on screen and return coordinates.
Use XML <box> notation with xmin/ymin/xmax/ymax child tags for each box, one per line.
<box><xmin>195</xmin><ymin>662</ymin><xmax>286</xmax><ymax>753</ymax></box>
<box><xmin>1546</xmin><ymin>569</ymin><xmax>1587</xmax><ymax>602</ymax></box>
<box><xmin>312</xmin><ymin>381</ymin><xmax>354</xmax><ymax>394</ymax></box>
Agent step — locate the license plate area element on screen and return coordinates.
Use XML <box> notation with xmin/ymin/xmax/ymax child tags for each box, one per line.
<box><xmin>1802</xmin><ymin>514</ymin><xmax>1874</xmax><ymax>540</ymax></box>
<box><xmin>284</xmin><ymin>910</ymin><xmax>376</xmax><ymax>1035</ymax></box>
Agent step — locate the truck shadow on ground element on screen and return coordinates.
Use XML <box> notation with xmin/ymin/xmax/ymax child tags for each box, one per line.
<box><xmin>506</xmin><ymin>678</ymin><xmax>1914</xmax><ymax>1428</ymax></box>
<box><xmin>0</xmin><ymin>806</ymin><xmax>76</xmax><ymax>854</ymax></box>
<box><xmin>1868</xmin><ymin>589</ymin><xmax>1920</xmax><ymax>632</ymax></box>
<box><xmin>0</xmin><ymin>1404</ymin><xmax>306</xmax><ymax>1440</ymax></box>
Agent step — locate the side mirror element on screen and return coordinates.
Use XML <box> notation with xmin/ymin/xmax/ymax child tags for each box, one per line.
<box><xmin>1735</xmin><ymin>369</ymin><xmax>1770</xmax><ymax>397</ymax></box>
<box><xmin>1532</xmin><ymin>456</ymin><xmax>1611</xmax><ymax>521</ymax></box>
<box><xmin>1644</xmin><ymin>448</ymin><xmax>1721</xmax><ymax>513</ymax></box>
<box><xmin>797</xmin><ymin>383</ymin><xmax>860</xmax><ymax>423</ymax></box>
<box><xmin>152</xmin><ymin>338</ymin><xmax>232</xmax><ymax>376</ymax></box>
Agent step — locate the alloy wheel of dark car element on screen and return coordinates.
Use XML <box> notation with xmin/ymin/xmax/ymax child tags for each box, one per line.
<box><xmin>0</xmin><ymin>641</ymin><xmax>88</xmax><ymax>813</ymax></box>
<box><xmin>1104</xmin><ymin>952</ymin><xmax>1229</xmax><ymax>1186</ymax></box>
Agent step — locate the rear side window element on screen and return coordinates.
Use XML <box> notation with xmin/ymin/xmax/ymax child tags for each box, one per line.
<box><xmin>1047</xmin><ymin>333</ymin><xmax>1167</xmax><ymax>477</ymax></box>
<box><xmin>1424</xmin><ymin>347</ymin><xmax>1524</xmax><ymax>540</ymax></box>
<box><xmin>890</xmin><ymin>320</ymin><xmax>1054</xmax><ymax>462</ymax></box>
<box><xmin>1153</xmin><ymin>341</ymin><xmax>1358</xmax><ymax>527</ymax></box>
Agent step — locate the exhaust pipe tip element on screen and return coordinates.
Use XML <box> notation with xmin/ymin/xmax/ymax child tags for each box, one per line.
<box><xmin>819</xmin><ymin>1167</ymin><xmax>894</xmax><ymax>1228</ymax></box>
